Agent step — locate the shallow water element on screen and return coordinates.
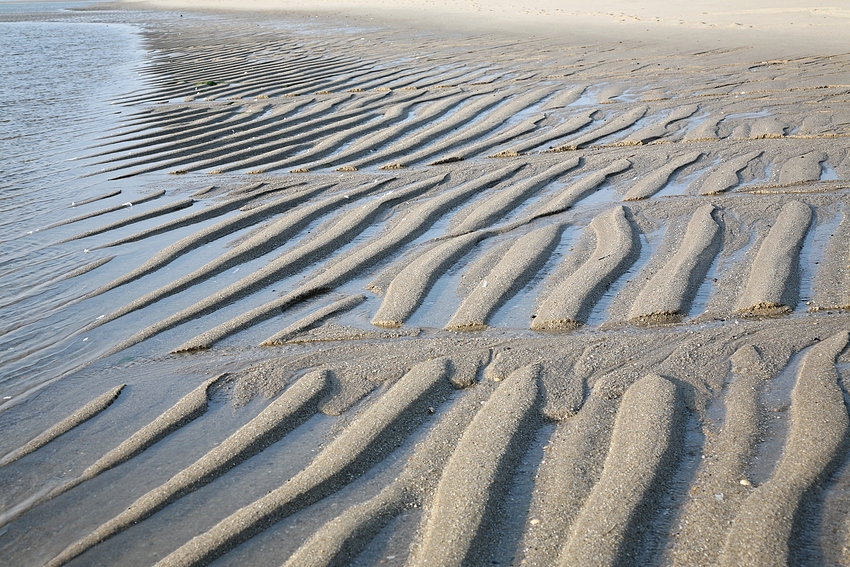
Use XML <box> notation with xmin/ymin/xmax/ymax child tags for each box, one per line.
<box><xmin>0</xmin><ymin>2</ymin><xmax>148</xmax><ymax>397</ymax></box>
<box><xmin>750</xmin><ymin>347</ymin><xmax>804</xmax><ymax>485</ymax></box>
<box><xmin>796</xmin><ymin>204</ymin><xmax>844</xmax><ymax>313</ymax></box>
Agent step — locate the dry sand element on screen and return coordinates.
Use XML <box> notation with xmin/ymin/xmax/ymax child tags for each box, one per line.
<box><xmin>1</xmin><ymin>0</ymin><xmax>849</xmax><ymax>566</ymax></box>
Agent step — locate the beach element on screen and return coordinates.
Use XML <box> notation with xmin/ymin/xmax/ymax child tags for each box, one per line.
<box><xmin>0</xmin><ymin>0</ymin><xmax>849</xmax><ymax>565</ymax></box>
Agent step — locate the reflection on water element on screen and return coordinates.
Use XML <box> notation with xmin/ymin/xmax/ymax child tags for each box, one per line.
<box><xmin>0</xmin><ymin>2</ymin><xmax>147</xmax><ymax>398</ymax></box>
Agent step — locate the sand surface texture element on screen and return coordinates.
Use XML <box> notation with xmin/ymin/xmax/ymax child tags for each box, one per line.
<box><xmin>1</xmin><ymin>1</ymin><xmax>850</xmax><ymax>566</ymax></box>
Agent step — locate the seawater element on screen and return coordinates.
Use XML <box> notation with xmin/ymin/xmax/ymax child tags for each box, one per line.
<box><xmin>0</xmin><ymin>2</ymin><xmax>147</xmax><ymax>399</ymax></box>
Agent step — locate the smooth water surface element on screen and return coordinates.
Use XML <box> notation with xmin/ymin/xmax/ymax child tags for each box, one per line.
<box><xmin>0</xmin><ymin>2</ymin><xmax>148</xmax><ymax>398</ymax></box>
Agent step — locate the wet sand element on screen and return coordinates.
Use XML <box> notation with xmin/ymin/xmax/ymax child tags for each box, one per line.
<box><xmin>1</xmin><ymin>1</ymin><xmax>849</xmax><ymax>565</ymax></box>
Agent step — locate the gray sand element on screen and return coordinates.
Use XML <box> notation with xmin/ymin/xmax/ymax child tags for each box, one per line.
<box><xmin>2</xmin><ymin>4</ymin><xmax>850</xmax><ymax>567</ymax></box>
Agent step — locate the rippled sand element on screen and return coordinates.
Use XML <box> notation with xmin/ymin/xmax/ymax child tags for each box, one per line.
<box><xmin>1</xmin><ymin>2</ymin><xmax>849</xmax><ymax>566</ymax></box>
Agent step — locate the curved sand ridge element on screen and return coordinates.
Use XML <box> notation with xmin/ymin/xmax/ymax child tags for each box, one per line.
<box><xmin>811</xmin><ymin>206</ymin><xmax>850</xmax><ymax>311</ymax></box>
<box><xmin>735</xmin><ymin>200</ymin><xmax>812</xmax><ymax>316</ymax></box>
<box><xmin>45</xmin><ymin>370</ymin><xmax>330</xmax><ymax>567</ymax></box>
<box><xmin>532</xmin><ymin>205</ymin><xmax>638</xmax><ymax>330</ymax></box>
<box><xmin>372</xmin><ymin>229</ymin><xmax>488</xmax><ymax>328</ymax></box>
<box><xmin>698</xmin><ymin>150</ymin><xmax>764</xmax><ymax>195</ymax></box>
<box><xmin>261</xmin><ymin>295</ymin><xmax>367</xmax><ymax>345</ymax></box>
<box><xmin>93</xmin><ymin>181</ymin><xmax>304</xmax><ymax>248</ymax></box>
<box><xmin>552</xmin><ymin>106</ymin><xmax>648</xmax><ymax>151</ymax></box>
<box><xmin>622</xmin><ymin>151</ymin><xmax>702</xmax><ymax>201</ymax></box>
<box><xmin>720</xmin><ymin>331</ymin><xmax>850</xmax><ymax>566</ymax></box>
<box><xmin>57</xmin><ymin>199</ymin><xmax>195</xmax><ymax>243</ymax></box>
<box><xmin>663</xmin><ymin>343</ymin><xmax>770</xmax><ymax>566</ymax></box>
<box><xmin>409</xmin><ymin>364</ymin><xmax>539</xmax><ymax>565</ymax></box>
<box><xmin>151</xmin><ymin>357</ymin><xmax>454</xmax><ymax>567</ymax></box>
<box><xmin>0</xmin><ymin>375</ymin><xmax>224</xmax><ymax>529</ymax></box>
<box><xmin>559</xmin><ymin>374</ymin><xmax>685</xmax><ymax>566</ymax></box>
<box><xmin>0</xmin><ymin>385</ymin><xmax>124</xmax><ymax>469</ymax></box>
<box><xmin>620</xmin><ymin>104</ymin><xmax>700</xmax><ymax>146</ymax></box>
<box><xmin>282</xmin><ymin>371</ymin><xmax>496</xmax><ymax>567</ymax></box>
<box><xmin>446</xmin><ymin>223</ymin><xmax>564</xmax><ymax>331</ymax></box>
<box><xmin>84</xmin><ymin>177</ymin><xmax>408</xmax><ymax>329</ymax></box>
<box><xmin>629</xmin><ymin>203</ymin><xmax>720</xmax><ymax>324</ymax></box>
<box><xmin>497</xmin><ymin>107</ymin><xmax>595</xmax><ymax>156</ymax></box>
<box><xmin>448</xmin><ymin>158</ymin><xmax>579</xmax><ymax>235</ymax></box>
<box><xmin>3</xmin><ymin>5</ymin><xmax>850</xmax><ymax>567</ymax></box>
<box><xmin>531</xmin><ymin>157</ymin><xmax>632</xmax><ymax>217</ymax></box>
<box><xmin>44</xmin><ymin>189</ymin><xmax>165</xmax><ymax>230</ymax></box>
<box><xmin>82</xmin><ymin>180</ymin><xmax>335</xmax><ymax>300</ymax></box>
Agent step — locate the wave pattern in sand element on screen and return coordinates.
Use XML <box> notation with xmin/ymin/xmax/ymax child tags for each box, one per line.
<box><xmin>1</xmin><ymin>9</ymin><xmax>850</xmax><ymax>567</ymax></box>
